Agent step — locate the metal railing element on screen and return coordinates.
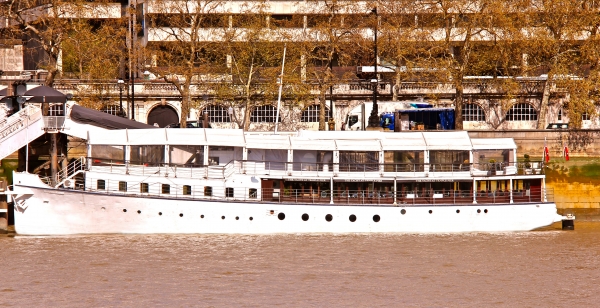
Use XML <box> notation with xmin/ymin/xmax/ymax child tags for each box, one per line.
<box><xmin>43</xmin><ymin>116</ymin><xmax>66</xmax><ymax>131</ymax></box>
<box><xmin>86</xmin><ymin>158</ymin><xmax>545</xmax><ymax>179</ymax></box>
<box><xmin>72</xmin><ymin>179</ymin><xmax>553</xmax><ymax>206</ymax></box>
<box><xmin>0</xmin><ymin>105</ymin><xmax>41</xmax><ymax>142</ymax></box>
<box><xmin>55</xmin><ymin>157</ymin><xmax>87</xmax><ymax>187</ymax></box>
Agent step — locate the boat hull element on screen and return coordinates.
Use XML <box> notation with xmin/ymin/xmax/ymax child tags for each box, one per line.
<box><xmin>12</xmin><ymin>184</ymin><xmax>563</xmax><ymax>235</ymax></box>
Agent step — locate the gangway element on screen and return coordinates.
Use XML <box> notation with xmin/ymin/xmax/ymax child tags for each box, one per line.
<box><xmin>0</xmin><ymin>105</ymin><xmax>44</xmax><ymax>160</ymax></box>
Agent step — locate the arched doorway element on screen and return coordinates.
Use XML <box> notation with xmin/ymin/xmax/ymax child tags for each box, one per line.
<box><xmin>147</xmin><ymin>105</ymin><xmax>179</xmax><ymax>128</ymax></box>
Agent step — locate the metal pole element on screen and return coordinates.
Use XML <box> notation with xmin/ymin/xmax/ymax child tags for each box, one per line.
<box><xmin>25</xmin><ymin>114</ymin><xmax>29</xmax><ymax>173</ymax></box>
<box><xmin>367</xmin><ymin>7</ymin><xmax>379</xmax><ymax>128</ymax></box>
<box><xmin>130</xmin><ymin>4</ymin><xmax>136</xmax><ymax>120</ymax></box>
<box><xmin>274</xmin><ymin>44</ymin><xmax>287</xmax><ymax>134</ymax></box>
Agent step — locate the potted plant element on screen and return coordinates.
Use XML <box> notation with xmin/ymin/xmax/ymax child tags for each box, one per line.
<box><xmin>524</xmin><ymin>154</ymin><xmax>532</xmax><ymax>174</ymax></box>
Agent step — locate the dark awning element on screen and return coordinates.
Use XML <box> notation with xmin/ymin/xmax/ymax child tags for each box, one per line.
<box><xmin>0</xmin><ymin>87</ymin><xmax>7</xmax><ymax>96</ymax></box>
<box><xmin>24</xmin><ymin>86</ymin><xmax>67</xmax><ymax>103</ymax></box>
<box><xmin>70</xmin><ymin>105</ymin><xmax>157</xmax><ymax>129</ymax></box>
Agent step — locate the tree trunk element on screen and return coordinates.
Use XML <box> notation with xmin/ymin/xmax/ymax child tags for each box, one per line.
<box><xmin>319</xmin><ymin>88</ymin><xmax>326</xmax><ymax>131</ymax></box>
<box><xmin>180</xmin><ymin>84</ymin><xmax>190</xmax><ymax>128</ymax></box>
<box><xmin>243</xmin><ymin>97</ymin><xmax>251</xmax><ymax>131</ymax></box>
<box><xmin>537</xmin><ymin>77</ymin><xmax>552</xmax><ymax>129</ymax></box>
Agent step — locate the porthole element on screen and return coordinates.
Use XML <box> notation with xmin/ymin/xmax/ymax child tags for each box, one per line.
<box><xmin>401</xmin><ymin>209</ymin><xmax>406</xmax><ymax>215</ymax></box>
<box><xmin>349</xmin><ymin>214</ymin><xmax>357</xmax><ymax>222</ymax></box>
<box><xmin>325</xmin><ymin>214</ymin><xmax>333</xmax><ymax>222</ymax></box>
<box><xmin>428</xmin><ymin>210</ymin><xmax>433</xmax><ymax>214</ymax></box>
<box><xmin>137</xmin><ymin>210</ymin><xmax>141</xmax><ymax>214</ymax></box>
<box><xmin>456</xmin><ymin>209</ymin><xmax>460</xmax><ymax>214</ymax></box>
<box><xmin>278</xmin><ymin>212</ymin><xmax>285</xmax><ymax>220</ymax></box>
<box><xmin>302</xmin><ymin>213</ymin><xmax>309</xmax><ymax>221</ymax></box>
<box><xmin>477</xmin><ymin>209</ymin><xmax>481</xmax><ymax>213</ymax></box>
<box><xmin>236</xmin><ymin>216</ymin><xmax>239</xmax><ymax>220</ymax></box>
<box><xmin>249</xmin><ymin>217</ymin><xmax>254</xmax><ymax>221</ymax></box>
<box><xmin>123</xmin><ymin>209</ymin><xmax>127</xmax><ymax>213</ymax></box>
<box><xmin>484</xmin><ymin>209</ymin><xmax>488</xmax><ymax>214</ymax></box>
<box><xmin>200</xmin><ymin>214</ymin><xmax>204</xmax><ymax>218</ymax></box>
<box><xmin>159</xmin><ymin>212</ymin><xmax>162</xmax><ymax>216</ymax></box>
<box><xmin>373</xmin><ymin>215</ymin><xmax>380</xmax><ymax>222</ymax></box>
<box><xmin>221</xmin><ymin>216</ymin><xmax>225</xmax><ymax>220</ymax></box>
<box><xmin>179</xmin><ymin>213</ymin><xmax>183</xmax><ymax>217</ymax></box>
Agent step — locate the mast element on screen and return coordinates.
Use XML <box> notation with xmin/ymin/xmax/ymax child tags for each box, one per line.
<box><xmin>274</xmin><ymin>44</ymin><xmax>287</xmax><ymax>134</ymax></box>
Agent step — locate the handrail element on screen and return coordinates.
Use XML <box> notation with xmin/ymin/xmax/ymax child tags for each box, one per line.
<box><xmin>55</xmin><ymin>157</ymin><xmax>86</xmax><ymax>187</ymax></box>
<box><xmin>0</xmin><ymin>105</ymin><xmax>42</xmax><ymax>142</ymax></box>
<box><xmin>71</xmin><ymin>177</ymin><xmax>554</xmax><ymax>206</ymax></box>
<box><xmin>86</xmin><ymin>157</ymin><xmax>546</xmax><ymax>178</ymax></box>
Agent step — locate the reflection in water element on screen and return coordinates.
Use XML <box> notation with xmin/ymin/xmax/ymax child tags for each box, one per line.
<box><xmin>1</xmin><ymin>222</ymin><xmax>599</xmax><ymax>307</ymax></box>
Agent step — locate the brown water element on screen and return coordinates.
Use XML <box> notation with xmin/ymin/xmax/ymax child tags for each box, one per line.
<box><xmin>1</xmin><ymin>223</ymin><xmax>599</xmax><ymax>307</ymax></box>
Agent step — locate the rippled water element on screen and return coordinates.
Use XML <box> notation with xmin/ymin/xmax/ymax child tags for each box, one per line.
<box><xmin>1</xmin><ymin>222</ymin><xmax>599</xmax><ymax>307</ymax></box>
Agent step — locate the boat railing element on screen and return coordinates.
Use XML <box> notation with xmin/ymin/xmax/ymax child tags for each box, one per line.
<box><xmin>86</xmin><ymin>158</ymin><xmax>545</xmax><ymax>179</ymax></box>
<box><xmin>73</xmin><ymin>177</ymin><xmax>553</xmax><ymax>205</ymax></box>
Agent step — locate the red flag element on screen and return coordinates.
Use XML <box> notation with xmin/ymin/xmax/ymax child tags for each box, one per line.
<box><xmin>564</xmin><ymin>146</ymin><xmax>569</xmax><ymax>161</ymax></box>
<box><xmin>544</xmin><ymin>146</ymin><xmax>550</xmax><ymax>163</ymax></box>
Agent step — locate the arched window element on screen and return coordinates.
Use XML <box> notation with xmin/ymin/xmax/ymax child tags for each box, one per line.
<box><xmin>251</xmin><ymin>105</ymin><xmax>281</xmax><ymax>123</ymax></box>
<box><xmin>582</xmin><ymin>112</ymin><xmax>591</xmax><ymax>121</ymax></box>
<box><xmin>301</xmin><ymin>105</ymin><xmax>329</xmax><ymax>122</ymax></box>
<box><xmin>202</xmin><ymin>105</ymin><xmax>230</xmax><ymax>123</ymax></box>
<box><xmin>506</xmin><ymin>103</ymin><xmax>537</xmax><ymax>121</ymax></box>
<box><xmin>462</xmin><ymin>103</ymin><xmax>485</xmax><ymax>121</ymax></box>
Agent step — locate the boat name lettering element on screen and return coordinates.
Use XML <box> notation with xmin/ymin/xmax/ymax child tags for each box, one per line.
<box><xmin>290</xmin><ymin>178</ymin><xmax>330</xmax><ymax>182</ymax></box>
<box><xmin>416</xmin><ymin>179</ymin><xmax>455</xmax><ymax>182</ymax></box>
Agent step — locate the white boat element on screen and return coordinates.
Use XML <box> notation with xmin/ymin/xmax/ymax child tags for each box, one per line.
<box><xmin>9</xmin><ymin>129</ymin><xmax>566</xmax><ymax>235</ymax></box>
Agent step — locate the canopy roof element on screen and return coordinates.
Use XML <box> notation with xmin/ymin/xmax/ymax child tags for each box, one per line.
<box><xmin>24</xmin><ymin>86</ymin><xmax>67</xmax><ymax>103</ymax></box>
<box><xmin>88</xmin><ymin>129</ymin><xmax>516</xmax><ymax>153</ymax></box>
<box><xmin>471</xmin><ymin>138</ymin><xmax>517</xmax><ymax>150</ymax></box>
<box><xmin>71</xmin><ymin>105</ymin><xmax>156</xmax><ymax>130</ymax></box>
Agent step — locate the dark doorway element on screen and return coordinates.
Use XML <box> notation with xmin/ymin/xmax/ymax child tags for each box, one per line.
<box><xmin>261</xmin><ymin>179</ymin><xmax>274</xmax><ymax>201</ymax></box>
<box><xmin>147</xmin><ymin>105</ymin><xmax>179</xmax><ymax>128</ymax></box>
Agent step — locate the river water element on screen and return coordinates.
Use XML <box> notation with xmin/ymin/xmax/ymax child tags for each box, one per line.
<box><xmin>1</xmin><ymin>222</ymin><xmax>599</xmax><ymax>307</ymax></box>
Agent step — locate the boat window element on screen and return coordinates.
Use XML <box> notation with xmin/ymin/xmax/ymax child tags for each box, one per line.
<box><xmin>429</xmin><ymin>150</ymin><xmax>470</xmax><ymax>171</ymax></box>
<box><xmin>293</xmin><ymin>150</ymin><xmax>332</xmax><ymax>171</ymax></box>
<box><xmin>225</xmin><ymin>187</ymin><xmax>234</xmax><ymax>198</ymax></box>
<box><xmin>183</xmin><ymin>185</ymin><xmax>192</xmax><ymax>195</ymax></box>
<box><xmin>119</xmin><ymin>181</ymin><xmax>127</xmax><ymax>192</ymax></box>
<box><xmin>204</xmin><ymin>186</ymin><xmax>213</xmax><ymax>197</ymax></box>
<box><xmin>208</xmin><ymin>146</ymin><xmax>242</xmax><ymax>166</ymax></box>
<box><xmin>140</xmin><ymin>182</ymin><xmax>149</xmax><ymax>193</ymax></box>
<box><xmin>91</xmin><ymin>145</ymin><xmax>125</xmax><ymax>165</ymax></box>
<box><xmin>249</xmin><ymin>188</ymin><xmax>257</xmax><ymax>199</ymax></box>
<box><xmin>339</xmin><ymin>151</ymin><xmax>378</xmax><ymax>172</ymax></box>
<box><xmin>97</xmin><ymin>179</ymin><xmax>106</xmax><ymax>190</ymax></box>
<box><xmin>473</xmin><ymin>149</ymin><xmax>512</xmax><ymax>170</ymax></box>
<box><xmin>384</xmin><ymin>150</ymin><xmax>424</xmax><ymax>172</ymax></box>
<box><xmin>162</xmin><ymin>184</ymin><xmax>170</xmax><ymax>194</ymax></box>
<box><xmin>170</xmin><ymin>145</ymin><xmax>204</xmax><ymax>166</ymax></box>
<box><xmin>130</xmin><ymin>145</ymin><xmax>165</xmax><ymax>166</ymax></box>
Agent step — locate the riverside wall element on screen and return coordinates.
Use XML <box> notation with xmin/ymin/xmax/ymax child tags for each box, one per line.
<box><xmin>467</xmin><ymin>129</ymin><xmax>600</xmax><ymax>157</ymax></box>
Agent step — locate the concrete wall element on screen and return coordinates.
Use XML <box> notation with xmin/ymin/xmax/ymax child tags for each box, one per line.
<box><xmin>547</xmin><ymin>182</ymin><xmax>600</xmax><ymax>210</ymax></box>
<box><xmin>467</xmin><ymin>130</ymin><xmax>600</xmax><ymax>158</ymax></box>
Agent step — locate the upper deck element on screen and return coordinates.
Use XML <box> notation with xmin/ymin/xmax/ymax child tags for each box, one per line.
<box><xmin>85</xmin><ymin>128</ymin><xmax>544</xmax><ymax>181</ymax></box>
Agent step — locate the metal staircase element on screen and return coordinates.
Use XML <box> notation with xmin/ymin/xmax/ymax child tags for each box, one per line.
<box><xmin>54</xmin><ymin>157</ymin><xmax>87</xmax><ymax>188</ymax></box>
<box><xmin>0</xmin><ymin>105</ymin><xmax>44</xmax><ymax>160</ymax></box>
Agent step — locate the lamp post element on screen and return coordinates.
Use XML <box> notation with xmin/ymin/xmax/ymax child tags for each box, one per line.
<box><xmin>367</xmin><ymin>7</ymin><xmax>380</xmax><ymax>129</ymax></box>
<box><xmin>129</xmin><ymin>4</ymin><xmax>136</xmax><ymax>121</ymax></box>
<box><xmin>117</xmin><ymin>79</ymin><xmax>124</xmax><ymax>117</ymax></box>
